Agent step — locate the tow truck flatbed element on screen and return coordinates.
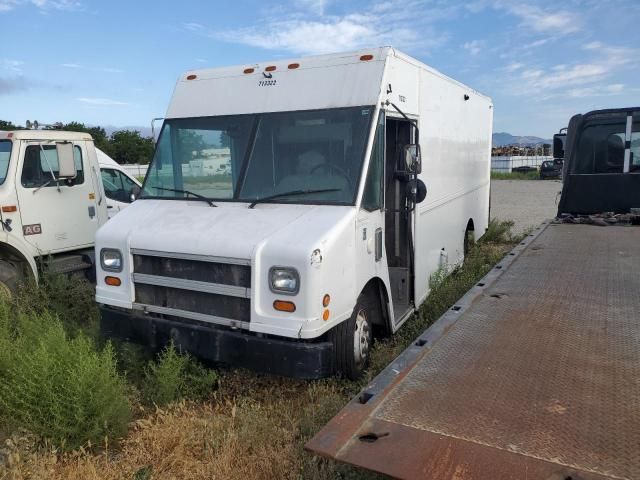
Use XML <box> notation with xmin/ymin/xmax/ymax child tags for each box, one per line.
<box><xmin>306</xmin><ymin>222</ymin><xmax>640</xmax><ymax>480</ymax></box>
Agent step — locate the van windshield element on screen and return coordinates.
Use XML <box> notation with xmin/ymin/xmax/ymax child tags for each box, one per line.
<box><xmin>141</xmin><ymin>106</ymin><xmax>374</xmax><ymax>205</ymax></box>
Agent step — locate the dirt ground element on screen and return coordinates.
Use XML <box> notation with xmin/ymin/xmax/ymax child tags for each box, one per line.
<box><xmin>490</xmin><ymin>179</ymin><xmax>562</xmax><ymax>234</ymax></box>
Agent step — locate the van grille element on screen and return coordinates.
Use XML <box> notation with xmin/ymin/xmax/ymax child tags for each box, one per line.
<box><xmin>131</xmin><ymin>251</ymin><xmax>251</xmax><ymax>327</ymax></box>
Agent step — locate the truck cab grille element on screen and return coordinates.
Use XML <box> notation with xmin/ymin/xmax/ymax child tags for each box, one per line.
<box><xmin>131</xmin><ymin>249</ymin><xmax>251</xmax><ymax>328</ymax></box>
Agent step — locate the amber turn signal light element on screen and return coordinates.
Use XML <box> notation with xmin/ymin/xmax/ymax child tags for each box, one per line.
<box><xmin>1</xmin><ymin>205</ymin><xmax>17</xmax><ymax>213</ymax></box>
<box><xmin>273</xmin><ymin>300</ymin><xmax>296</xmax><ymax>312</ymax></box>
<box><xmin>323</xmin><ymin>309</ymin><xmax>330</xmax><ymax>321</ymax></box>
<box><xmin>105</xmin><ymin>276</ymin><xmax>121</xmax><ymax>287</ymax></box>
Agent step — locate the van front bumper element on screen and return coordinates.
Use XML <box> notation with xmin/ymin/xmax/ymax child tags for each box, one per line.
<box><xmin>99</xmin><ymin>305</ymin><xmax>334</xmax><ymax>379</ymax></box>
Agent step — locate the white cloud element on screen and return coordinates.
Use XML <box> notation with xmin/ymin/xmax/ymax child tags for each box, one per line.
<box><xmin>505</xmin><ymin>42</ymin><xmax>636</xmax><ymax>97</ymax></box>
<box><xmin>199</xmin><ymin>0</ymin><xmax>447</xmax><ymax>56</ymax></box>
<box><xmin>76</xmin><ymin>97</ymin><xmax>128</xmax><ymax>106</ymax></box>
<box><xmin>183</xmin><ymin>22</ymin><xmax>203</xmax><ymax>31</ymax></box>
<box><xmin>505</xmin><ymin>62</ymin><xmax>523</xmax><ymax>72</ymax></box>
<box><xmin>60</xmin><ymin>63</ymin><xmax>123</xmax><ymax>73</ymax></box>
<box><xmin>97</xmin><ymin>67</ymin><xmax>123</xmax><ymax>73</ymax></box>
<box><xmin>216</xmin><ymin>14</ymin><xmax>421</xmax><ymax>55</ymax></box>
<box><xmin>0</xmin><ymin>0</ymin><xmax>80</xmax><ymax>12</ymax></box>
<box><xmin>295</xmin><ymin>0</ymin><xmax>328</xmax><ymax>15</ymax></box>
<box><xmin>501</xmin><ymin>3</ymin><xmax>579</xmax><ymax>33</ymax></box>
<box><xmin>3</xmin><ymin>59</ymin><xmax>24</xmax><ymax>73</ymax></box>
<box><xmin>567</xmin><ymin>83</ymin><xmax>625</xmax><ymax>98</ymax></box>
<box><xmin>463</xmin><ymin>40</ymin><xmax>482</xmax><ymax>55</ymax></box>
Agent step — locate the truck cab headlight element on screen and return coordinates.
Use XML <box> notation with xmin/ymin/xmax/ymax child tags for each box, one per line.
<box><xmin>100</xmin><ymin>248</ymin><xmax>123</xmax><ymax>272</ymax></box>
<box><xmin>269</xmin><ymin>267</ymin><xmax>299</xmax><ymax>295</ymax></box>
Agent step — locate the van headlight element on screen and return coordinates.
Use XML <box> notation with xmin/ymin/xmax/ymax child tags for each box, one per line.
<box><xmin>100</xmin><ymin>248</ymin><xmax>123</xmax><ymax>272</ymax></box>
<box><xmin>269</xmin><ymin>267</ymin><xmax>299</xmax><ymax>295</ymax></box>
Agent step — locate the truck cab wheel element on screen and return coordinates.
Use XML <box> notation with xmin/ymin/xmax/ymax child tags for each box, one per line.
<box><xmin>0</xmin><ymin>260</ymin><xmax>21</xmax><ymax>300</ymax></box>
<box><xmin>330</xmin><ymin>293</ymin><xmax>374</xmax><ymax>380</ymax></box>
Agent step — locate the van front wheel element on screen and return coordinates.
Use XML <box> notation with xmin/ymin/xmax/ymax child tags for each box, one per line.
<box><xmin>330</xmin><ymin>293</ymin><xmax>374</xmax><ymax>380</ymax></box>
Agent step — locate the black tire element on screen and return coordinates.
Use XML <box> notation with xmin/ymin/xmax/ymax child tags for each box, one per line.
<box><xmin>329</xmin><ymin>292</ymin><xmax>374</xmax><ymax>380</ymax></box>
<box><xmin>0</xmin><ymin>259</ymin><xmax>20</xmax><ymax>299</ymax></box>
<box><xmin>464</xmin><ymin>226</ymin><xmax>475</xmax><ymax>256</ymax></box>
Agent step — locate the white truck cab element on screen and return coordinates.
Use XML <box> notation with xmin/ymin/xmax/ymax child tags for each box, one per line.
<box><xmin>0</xmin><ymin>129</ymin><xmax>111</xmax><ymax>293</ymax></box>
<box><xmin>96</xmin><ymin>47</ymin><xmax>492</xmax><ymax>379</ymax></box>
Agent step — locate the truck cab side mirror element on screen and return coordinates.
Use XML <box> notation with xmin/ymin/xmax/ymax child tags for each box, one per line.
<box><xmin>403</xmin><ymin>144</ymin><xmax>422</xmax><ymax>174</ymax></box>
<box><xmin>56</xmin><ymin>142</ymin><xmax>77</xmax><ymax>180</ymax></box>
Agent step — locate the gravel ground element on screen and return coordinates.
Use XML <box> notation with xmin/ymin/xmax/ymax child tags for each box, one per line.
<box><xmin>490</xmin><ymin>179</ymin><xmax>563</xmax><ymax>234</ymax></box>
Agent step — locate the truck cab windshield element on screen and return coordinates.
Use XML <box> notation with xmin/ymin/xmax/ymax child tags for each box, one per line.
<box><xmin>140</xmin><ymin>106</ymin><xmax>374</xmax><ymax>205</ymax></box>
<box><xmin>0</xmin><ymin>140</ymin><xmax>12</xmax><ymax>185</ymax></box>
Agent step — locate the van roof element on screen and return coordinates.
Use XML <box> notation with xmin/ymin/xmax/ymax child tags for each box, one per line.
<box><xmin>0</xmin><ymin>130</ymin><xmax>93</xmax><ymax>141</ymax></box>
<box><xmin>167</xmin><ymin>47</ymin><xmax>490</xmax><ymax>119</ymax></box>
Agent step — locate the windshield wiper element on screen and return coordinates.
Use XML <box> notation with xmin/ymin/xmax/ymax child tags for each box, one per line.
<box><xmin>248</xmin><ymin>189</ymin><xmax>340</xmax><ymax>208</ymax></box>
<box><xmin>153</xmin><ymin>187</ymin><xmax>217</xmax><ymax>207</ymax></box>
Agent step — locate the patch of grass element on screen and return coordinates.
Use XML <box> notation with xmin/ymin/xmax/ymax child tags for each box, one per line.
<box><xmin>16</xmin><ymin>271</ymin><xmax>100</xmax><ymax>339</ymax></box>
<box><xmin>142</xmin><ymin>343</ymin><xmax>218</xmax><ymax>406</ymax></box>
<box><xmin>0</xmin><ymin>303</ymin><xmax>131</xmax><ymax>451</ymax></box>
<box><xmin>491</xmin><ymin>170</ymin><xmax>539</xmax><ymax>180</ymax></box>
<box><xmin>0</xmin><ymin>221</ymin><xmax>521</xmax><ymax>479</ymax></box>
<box><xmin>481</xmin><ymin>218</ymin><xmax>520</xmax><ymax>243</ymax></box>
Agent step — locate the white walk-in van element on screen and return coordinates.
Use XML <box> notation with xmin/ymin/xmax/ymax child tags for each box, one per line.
<box><xmin>96</xmin><ymin>47</ymin><xmax>492</xmax><ymax>379</ymax></box>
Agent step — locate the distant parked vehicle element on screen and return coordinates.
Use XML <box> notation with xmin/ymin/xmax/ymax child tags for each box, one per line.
<box><xmin>97</xmin><ymin>149</ymin><xmax>141</xmax><ymax>219</ymax></box>
<box><xmin>512</xmin><ymin>166</ymin><xmax>537</xmax><ymax>174</ymax></box>
<box><xmin>539</xmin><ymin>160</ymin><xmax>561</xmax><ymax>179</ymax></box>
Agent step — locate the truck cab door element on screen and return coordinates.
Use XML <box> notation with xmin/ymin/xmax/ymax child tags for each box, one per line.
<box><xmin>15</xmin><ymin>141</ymin><xmax>101</xmax><ymax>253</ymax></box>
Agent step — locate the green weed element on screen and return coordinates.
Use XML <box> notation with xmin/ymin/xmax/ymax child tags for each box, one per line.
<box><xmin>0</xmin><ymin>304</ymin><xmax>130</xmax><ymax>451</ymax></box>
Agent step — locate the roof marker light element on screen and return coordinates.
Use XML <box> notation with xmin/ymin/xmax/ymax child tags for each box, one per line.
<box><xmin>186</xmin><ymin>74</ymin><xmax>197</xmax><ymax>80</ymax></box>
<box><xmin>243</xmin><ymin>68</ymin><xmax>255</xmax><ymax>74</ymax></box>
<box><xmin>288</xmin><ymin>63</ymin><xmax>300</xmax><ymax>69</ymax></box>
<box><xmin>360</xmin><ymin>54</ymin><xmax>374</xmax><ymax>61</ymax></box>
<box><xmin>265</xmin><ymin>65</ymin><xmax>277</xmax><ymax>72</ymax></box>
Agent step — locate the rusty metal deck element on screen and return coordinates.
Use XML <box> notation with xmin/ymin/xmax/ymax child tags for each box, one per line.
<box><xmin>307</xmin><ymin>223</ymin><xmax>640</xmax><ymax>480</ymax></box>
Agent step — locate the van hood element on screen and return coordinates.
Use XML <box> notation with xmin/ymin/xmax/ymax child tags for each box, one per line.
<box><xmin>98</xmin><ymin>199</ymin><xmax>351</xmax><ymax>261</ymax></box>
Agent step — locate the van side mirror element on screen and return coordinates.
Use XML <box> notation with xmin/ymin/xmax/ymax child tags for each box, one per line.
<box><xmin>56</xmin><ymin>142</ymin><xmax>77</xmax><ymax>179</ymax></box>
<box><xmin>407</xmin><ymin>178</ymin><xmax>427</xmax><ymax>204</ymax></box>
<box><xmin>130</xmin><ymin>184</ymin><xmax>141</xmax><ymax>202</ymax></box>
<box><xmin>403</xmin><ymin>144</ymin><xmax>422</xmax><ymax>174</ymax></box>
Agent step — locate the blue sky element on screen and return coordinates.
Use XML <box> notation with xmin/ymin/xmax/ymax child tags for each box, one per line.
<box><xmin>1</xmin><ymin>0</ymin><xmax>639</xmax><ymax>138</ymax></box>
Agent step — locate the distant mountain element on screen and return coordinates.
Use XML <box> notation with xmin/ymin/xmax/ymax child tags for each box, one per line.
<box><xmin>102</xmin><ymin>125</ymin><xmax>154</xmax><ymax>138</ymax></box>
<box><xmin>493</xmin><ymin>132</ymin><xmax>551</xmax><ymax>147</ymax></box>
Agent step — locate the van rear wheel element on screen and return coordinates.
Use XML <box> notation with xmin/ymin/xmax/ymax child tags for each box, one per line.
<box><xmin>330</xmin><ymin>293</ymin><xmax>374</xmax><ymax>380</ymax></box>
